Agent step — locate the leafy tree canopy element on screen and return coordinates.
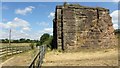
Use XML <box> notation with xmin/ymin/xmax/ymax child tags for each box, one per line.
<box><xmin>39</xmin><ymin>33</ymin><xmax>50</xmax><ymax>45</ymax></box>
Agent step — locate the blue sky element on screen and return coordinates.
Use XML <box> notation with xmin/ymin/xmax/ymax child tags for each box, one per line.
<box><xmin>0</xmin><ymin>2</ymin><xmax>119</xmax><ymax>40</ymax></box>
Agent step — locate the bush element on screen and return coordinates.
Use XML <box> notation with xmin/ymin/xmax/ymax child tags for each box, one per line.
<box><xmin>40</xmin><ymin>33</ymin><xmax>50</xmax><ymax>45</ymax></box>
<box><xmin>37</xmin><ymin>33</ymin><xmax>53</xmax><ymax>50</ymax></box>
<box><xmin>29</xmin><ymin>43</ymin><xmax>35</xmax><ymax>49</ymax></box>
<box><xmin>36</xmin><ymin>42</ymin><xmax>41</xmax><ymax>47</ymax></box>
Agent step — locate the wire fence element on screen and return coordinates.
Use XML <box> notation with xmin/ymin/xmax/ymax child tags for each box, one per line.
<box><xmin>29</xmin><ymin>45</ymin><xmax>46</xmax><ymax>68</ymax></box>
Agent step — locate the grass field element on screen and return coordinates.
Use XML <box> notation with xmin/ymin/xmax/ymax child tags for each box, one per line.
<box><xmin>0</xmin><ymin>43</ymin><xmax>32</xmax><ymax>47</ymax></box>
<box><xmin>42</xmin><ymin>34</ymin><xmax>119</xmax><ymax>66</ymax></box>
<box><xmin>42</xmin><ymin>47</ymin><xmax>118</xmax><ymax>66</ymax></box>
<box><xmin>0</xmin><ymin>43</ymin><xmax>36</xmax><ymax>64</ymax></box>
<box><xmin>0</xmin><ymin>38</ymin><xmax>119</xmax><ymax>66</ymax></box>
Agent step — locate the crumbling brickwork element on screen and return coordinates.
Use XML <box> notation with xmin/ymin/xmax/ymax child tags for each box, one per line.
<box><xmin>53</xmin><ymin>3</ymin><xmax>117</xmax><ymax>51</ymax></box>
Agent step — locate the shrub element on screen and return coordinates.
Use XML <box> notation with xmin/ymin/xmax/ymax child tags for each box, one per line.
<box><xmin>29</xmin><ymin>43</ymin><xmax>35</xmax><ymax>49</ymax></box>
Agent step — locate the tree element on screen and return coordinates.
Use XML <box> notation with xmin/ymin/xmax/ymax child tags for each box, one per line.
<box><xmin>114</xmin><ymin>29</ymin><xmax>120</xmax><ymax>34</ymax></box>
<box><xmin>1</xmin><ymin>38</ymin><xmax>39</xmax><ymax>43</ymax></box>
<box><xmin>29</xmin><ymin>43</ymin><xmax>35</xmax><ymax>49</ymax></box>
<box><xmin>13</xmin><ymin>40</ymin><xmax>19</xmax><ymax>43</ymax></box>
<box><xmin>26</xmin><ymin>39</ymin><xmax>31</xmax><ymax>43</ymax></box>
<box><xmin>36</xmin><ymin>33</ymin><xmax>53</xmax><ymax>50</ymax></box>
<box><xmin>1</xmin><ymin>39</ymin><xmax>5</xmax><ymax>43</ymax></box>
<box><xmin>39</xmin><ymin>33</ymin><xmax>50</xmax><ymax>45</ymax></box>
<box><xmin>44</xmin><ymin>36</ymin><xmax>53</xmax><ymax>48</ymax></box>
<box><xmin>5</xmin><ymin>39</ymin><xmax>9</xmax><ymax>43</ymax></box>
<box><xmin>19</xmin><ymin>38</ymin><xmax>26</xmax><ymax>43</ymax></box>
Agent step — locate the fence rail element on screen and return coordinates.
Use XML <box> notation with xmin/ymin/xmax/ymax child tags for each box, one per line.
<box><xmin>0</xmin><ymin>45</ymin><xmax>32</xmax><ymax>58</ymax></box>
<box><xmin>29</xmin><ymin>45</ymin><xmax>46</xmax><ymax>68</ymax></box>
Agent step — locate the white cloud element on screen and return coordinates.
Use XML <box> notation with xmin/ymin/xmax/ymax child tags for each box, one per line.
<box><xmin>0</xmin><ymin>6</ymin><xmax>8</xmax><ymax>10</ymax></box>
<box><xmin>32</xmin><ymin>28</ymin><xmax>53</xmax><ymax>40</ymax></box>
<box><xmin>38</xmin><ymin>28</ymin><xmax>53</xmax><ymax>36</ymax></box>
<box><xmin>0</xmin><ymin>29</ymin><xmax>33</xmax><ymax>40</ymax></box>
<box><xmin>0</xmin><ymin>17</ymin><xmax>53</xmax><ymax>40</ymax></box>
<box><xmin>22</xmin><ymin>27</ymin><xmax>31</xmax><ymax>31</ymax></box>
<box><xmin>113</xmin><ymin>24</ymin><xmax>118</xmax><ymax>29</ymax></box>
<box><xmin>2</xmin><ymin>18</ymin><xmax>8</xmax><ymax>22</ymax></box>
<box><xmin>43</xmin><ymin>28</ymin><xmax>53</xmax><ymax>34</ymax></box>
<box><xmin>15</xmin><ymin>6</ymin><xmax>35</xmax><ymax>15</ymax></box>
<box><xmin>112</xmin><ymin>0</ymin><xmax>120</xmax><ymax>2</ymax></box>
<box><xmin>0</xmin><ymin>17</ymin><xmax>31</xmax><ymax>31</ymax></box>
<box><xmin>10</xmin><ymin>30</ymin><xmax>30</xmax><ymax>39</ymax></box>
<box><xmin>110</xmin><ymin>10</ymin><xmax>119</xmax><ymax>29</ymax></box>
<box><xmin>36</xmin><ymin>22</ymin><xmax>49</xmax><ymax>27</ymax></box>
<box><xmin>0</xmin><ymin>22</ymin><xmax>9</xmax><ymax>28</ymax></box>
<box><xmin>29</xmin><ymin>28</ymin><xmax>53</xmax><ymax>40</ymax></box>
<box><xmin>0</xmin><ymin>30</ymin><xmax>8</xmax><ymax>39</ymax></box>
<box><xmin>48</xmin><ymin>12</ymin><xmax>55</xmax><ymax>18</ymax></box>
<box><xmin>0</xmin><ymin>17</ymin><xmax>32</xmax><ymax>39</ymax></box>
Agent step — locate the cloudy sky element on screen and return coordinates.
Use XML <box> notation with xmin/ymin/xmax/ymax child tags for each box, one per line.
<box><xmin>0</xmin><ymin>2</ymin><xmax>119</xmax><ymax>40</ymax></box>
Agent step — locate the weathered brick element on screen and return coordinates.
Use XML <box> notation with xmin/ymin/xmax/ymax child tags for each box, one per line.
<box><xmin>53</xmin><ymin>3</ymin><xmax>117</xmax><ymax>51</ymax></box>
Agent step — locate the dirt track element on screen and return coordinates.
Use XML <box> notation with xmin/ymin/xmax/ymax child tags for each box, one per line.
<box><xmin>0</xmin><ymin>49</ymin><xmax>37</xmax><ymax>67</ymax></box>
<box><xmin>42</xmin><ymin>48</ymin><xmax>118</xmax><ymax>66</ymax></box>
